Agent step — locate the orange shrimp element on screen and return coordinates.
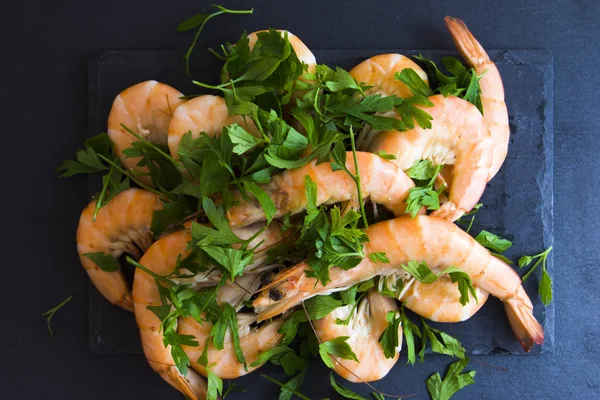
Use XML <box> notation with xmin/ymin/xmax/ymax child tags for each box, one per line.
<box><xmin>254</xmin><ymin>215</ymin><xmax>544</xmax><ymax>351</ymax></box>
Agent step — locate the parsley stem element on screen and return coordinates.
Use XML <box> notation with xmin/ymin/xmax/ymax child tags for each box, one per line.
<box><xmin>349</xmin><ymin>127</ymin><xmax>368</xmax><ymax>228</ymax></box>
<box><xmin>183</xmin><ymin>7</ymin><xmax>253</xmax><ymax>76</ymax></box>
<box><xmin>192</xmin><ymin>79</ymin><xmax>233</xmax><ymax>93</ymax></box>
<box><xmin>521</xmin><ymin>246</ymin><xmax>553</xmax><ymax>283</ymax></box>
<box><xmin>97</xmin><ymin>154</ymin><xmax>168</xmax><ymax>199</ymax></box>
<box><xmin>126</xmin><ymin>256</ymin><xmax>173</xmax><ymax>285</ymax></box>
<box><xmin>92</xmin><ymin>165</ymin><xmax>114</xmax><ymax>222</ymax></box>
<box><xmin>120</xmin><ymin>123</ymin><xmax>186</xmax><ymax>174</ymax></box>
<box><xmin>261</xmin><ymin>375</ymin><xmax>311</xmax><ymax>400</ymax></box>
<box><xmin>41</xmin><ymin>295</ymin><xmax>73</xmax><ymax>336</ymax></box>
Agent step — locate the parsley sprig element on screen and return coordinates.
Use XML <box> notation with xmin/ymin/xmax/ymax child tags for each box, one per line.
<box><xmin>519</xmin><ymin>246</ymin><xmax>553</xmax><ymax>305</ymax></box>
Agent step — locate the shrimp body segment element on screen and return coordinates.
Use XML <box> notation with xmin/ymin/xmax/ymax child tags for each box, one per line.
<box><xmin>108</xmin><ymin>81</ymin><xmax>184</xmax><ymax>185</ymax></box>
<box><xmin>314</xmin><ymin>290</ymin><xmax>401</xmax><ymax>382</ymax></box>
<box><xmin>368</xmin><ymin>94</ymin><xmax>493</xmax><ymax>221</ymax></box>
<box><xmin>254</xmin><ymin>215</ymin><xmax>544</xmax><ymax>351</ymax></box>
<box><xmin>226</xmin><ymin>151</ymin><xmax>415</xmax><ymax>227</ymax></box>
<box><xmin>167</xmin><ymin>94</ymin><xmax>259</xmax><ymax>159</ymax></box>
<box><xmin>133</xmin><ymin>223</ymin><xmax>287</xmax><ymax>397</ymax></box>
<box><xmin>445</xmin><ymin>16</ymin><xmax>510</xmax><ymax>179</ymax></box>
<box><xmin>400</xmin><ymin>275</ymin><xmax>489</xmax><ymax>322</ymax></box>
<box><xmin>77</xmin><ymin>188</ymin><xmax>163</xmax><ymax>311</ymax></box>
<box><xmin>350</xmin><ymin>53</ymin><xmax>429</xmax><ymax>98</ymax></box>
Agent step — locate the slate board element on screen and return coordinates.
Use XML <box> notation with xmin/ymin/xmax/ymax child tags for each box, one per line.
<box><xmin>87</xmin><ymin>49</ymin><xmax>554</xmax><ymax>356</ymax></box>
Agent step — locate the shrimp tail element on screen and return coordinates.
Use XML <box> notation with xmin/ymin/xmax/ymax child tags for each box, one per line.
<box><xmin>154</xmin><ymin>363</ymin><xmax>211</xmax><ymax>400</ymax></box>
<box><xmin>444</xmin><ymin>16</ymin><xmax>490</xmax><ymax>66</ymax></box>
<box><xmin>503</xmin><ymin>297</ymin><xmax>544</xmax><ymax>352</ymax></box>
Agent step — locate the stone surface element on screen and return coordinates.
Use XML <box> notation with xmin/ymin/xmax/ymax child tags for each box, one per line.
<box><xmin>88</xmin><ymin>49</ymin><xmax>554</xmax><ymax>358</ymax></box>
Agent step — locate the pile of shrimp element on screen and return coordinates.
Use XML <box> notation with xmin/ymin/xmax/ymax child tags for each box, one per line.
<box><xmin>74</xmin><ymin>17</ymin><xmax>542</xmax><ymax>399</ymax></box>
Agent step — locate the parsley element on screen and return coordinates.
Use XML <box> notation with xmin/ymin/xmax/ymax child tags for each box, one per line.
<box><xmin>330</xmin><ymin>372</ymin><xmax>370</xmax><ymax>399</ymax></box>
<box><xmin>405</xmin><ymin>160</ymin><xmax>444</xmax><ymax>217</ymax></box>
<box><xmin>177</xmin><ymin>5</ymin><xmax>253</xmax><ymax>76</ymax></box>
<box><xmin>519</xmin><ymin>246</ymin><xmax>553</xmax><ymax>305</ymax></box>
<box><xmin>83</xmin><ymin>252</ymin><xmax>120</xmax><ymax>272</ymax></box>
<box><xmin>57</xmin><ymin>132</ymin><xmax>111</xmax><ymax>177</ymax></box>
<box><xmin>262</xmin><ymin>372</ymin><xmax>309</xmax><ymax>400</ymax></box>
<box><xmin>413</xmin><ymin>55</ymin><xmax>486</xmax><ymax>114</ymax></box>
<box><xmin>319</xmin><ymin>336</ymin><xmax>359</xmax><ymax>368</ymax></box>
<box><xmin>198</xmin><ymin>341</ymin><xmax>224</xmax><ymax>400</ymax></box>
<box><xmin>401</xmin><ymin>261</ymin><xmax>477</xmax><ymax>306</ymax></box>
<box><xmin>418</xmin><ymin>317</ymin><xmax>465</xmax><ymax>362</ymax></box>
<box><xmin>400</xmin><ymin>304</ymin><xmax>421</xmax><ymax>365</ymax></box>
<box><xmin>378</xmin><ymin>311</ymin><xmax>402</xmax><ymax>358</ymax></box>
<box><xmin>426</xmin><ymin>358</ymin><xmax>476</xmax><ymax>400</ymax></box>
<box><xmin>41</xmin><ymin>295</ymin><xmax>72</xmax><ymax>335</ymax></box>
<box><xmin>474</xmin><ymin>229</ymin><xmax>513</xmax><ymax>264</ymax></box>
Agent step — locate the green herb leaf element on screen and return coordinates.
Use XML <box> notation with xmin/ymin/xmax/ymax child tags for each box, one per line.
<box><xmin>442</xmin><ymin>266</ymin><xmax>478</xmax><ymax>306</ymax></box>
<box><xmin>83</xmin><ymin>252</ymin><xmax>120</xmax><ymax>272</ymax></box>
<box><xmin>242</xmin><ymin>180</ymin><xmax>277</xmax><ymax>224</ymax></box>
<box><xmin>426</xmin><ymin>358</ymin><xmax>476</xmax><ymax>400</ymax></box>
<box><xmin>540</xmin><ymin>266</ymin><xmax>553</xmax><ymax>306</ymax></box>
<box><xmin>394</xmin><ymin>68</ymin><xmax>434</xmax><ymax>97</ymax></box>
<box><xmin>319</xmin><ymin>336</ymin><xmax>359</xmax><ymax>368</ymax></box>
<box><xmin>419</xmin><ymin>317</ymin><xmax>465</xmax><ymax>362</ymax></box>
<box><xmin>401</xmin><ymin>260</ymin><xmax>438</xmax><ymax>283</ymax></box>
<box><xmin>330</xmin><ymin>372</ymin><xmax>370</xmax><ymax>399</ymax></box>
<box><xmin>378</xmin><ymin>311</ymin><xmax>402</xmax><ymax>359</ymax></box>
<box><xmin>474</xmin><ymin>230</ymin><xmax>513</xmax><ymax>253</ymax></box>
<box><xmin>400</xmin><ymin>305</ymin><xmax>421</xmax><ymax>365</ymax></box>
<box><xmin>302</xmin><ymin>296</ymin><xmax>343</xmax><ymax>320</ymax></box>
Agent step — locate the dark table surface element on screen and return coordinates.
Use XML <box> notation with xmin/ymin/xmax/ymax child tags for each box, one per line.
<box><xmin>1</xmin><ymin>0</ymin><xmax>598</xmax><ymax>399</ymax></box>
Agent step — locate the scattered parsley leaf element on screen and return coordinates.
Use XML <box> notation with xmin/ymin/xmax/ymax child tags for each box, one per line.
<box><xmin>400</xmin><ymin>305</ymin><xmax>421</xmax><ymax>365</ymax></box>
<box><xmin>520</xmin><ymin>246</ymin><xmax>553</xmax><ymax>305</ymax></box>
<box><xmin>474</xmin><ymin>230</ymin><xmax>513</xmax><ymax>253</ymax></box>
<box><xmin>426</xmin><ymin>358</ymin><xmax>476</xmax><ymax>400</ymax></box>
<box><xmin>330</xmin><ymin>372</ymin><xmax>370</xmax><ymax>399</ymax></box>
<box><xmin>419</xmin><ymin>317</ymin><xmax>465</xmax><ymax>362</ymax></box>
<box><xmin>394</xmin><ymin>68</ymin><xmax>434</xmax><ymax>97</ymax></box>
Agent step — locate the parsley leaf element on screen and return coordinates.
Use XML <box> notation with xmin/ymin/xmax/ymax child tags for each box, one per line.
<box><xmin>474</xmin><ymin>230</ymin><xmax>513</xmax><ymax>253</ymax></box>
<box><xmin>405</xmin><ymin>160</ymin><xmax>444</xmax><ymax>217</ymax></box>
<box><xmin>400</xmin><ymin>304</ymin><xmax>421</xmax><ymax>365</ymax></box>
<box><xmin>419</xmin><ymin>317</ymin><xmax>465</xmax><ymax>362</ymax></box>
<box><xmin>330</xmin><ymin>372</ymin><xmax>370</xmax><ymax>399</ymax></box>
<box><xmin>426</xmin><ymin>358</ymin><xmax>476</xmax><ymax>400</ymax></box>
<box><xmin>378</xmin><ymin>311</ymin><xmax>402</xmax><ymax>359</ymax></box>
<box><xmin>319</xmin><ymin>336</ymin><xmax>359</xmax><ymax>368</ymax></box>
<box><xmin>262</xmin><ymin>372</ymin><xmax>308</xmax><ymax>400</ymax></box>
<box><xmin>57</xmin><ymin>132</ymin><xmax>112</xmax><ymax>177</ymax></box>
<box><xmin>520</xmin><ymin>246</ymin><xmax>553</xmax><ymax>305</ymax></box>
<box><xmin>394</xmin><ymin>68</ymin><xmax>434</xmax><ymax>97</ymax></box>
<box><xmin>83</xmin><ymin>252</ymin><xmax>120</xmax><ymax>272</ymax></box>
<box><xmin>198</xmin><ymin>341</ymin><xmax>224</xmax><ymax>400</ymax></box>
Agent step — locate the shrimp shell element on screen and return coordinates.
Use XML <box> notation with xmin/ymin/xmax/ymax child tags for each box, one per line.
<box><xmin>108</xmin><ymin>81</ymin><xmax>184</xmax><ymax>186</ymax></box>
<box><xmin>253</xmin><ymin>215</ymin><xmax>544</xmax><ymax>351</ymax></box>
<box><xmin>77</xmin><ymin>188</ymin><xmax>163</xmax><ymax>311</ymax></box>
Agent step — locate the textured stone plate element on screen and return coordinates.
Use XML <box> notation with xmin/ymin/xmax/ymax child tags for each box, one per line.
<box><xmin>87</xmin><ymin>49</ymin><xmax>553</xmax><ymax>356</ymax></box>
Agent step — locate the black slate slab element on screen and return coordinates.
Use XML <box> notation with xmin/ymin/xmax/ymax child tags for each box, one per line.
<box><xmin>87</xmin><ymin>49</ymin><xmax>553</xmax><ymax>357</ymax></box>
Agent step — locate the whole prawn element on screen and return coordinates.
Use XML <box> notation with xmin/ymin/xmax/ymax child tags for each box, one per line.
<box><xmin>314</xmin><ymin>289</ymin><xmax>401</xmax><ymax>382</ymax></box>
<box><xmin>254</xmin><ymin>215</ymin><xmax>543</xmax><ymax>351</ymax></box>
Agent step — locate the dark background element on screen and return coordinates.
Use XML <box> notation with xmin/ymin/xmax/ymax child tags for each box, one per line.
<box><xmin>1</xmin><ymin>0</ymin><xmax>598</xmax><ymax>399</ymax></box>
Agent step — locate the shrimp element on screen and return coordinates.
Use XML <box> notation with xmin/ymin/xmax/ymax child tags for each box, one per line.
<box><xmin>167</xmin><ymin>94</ymin><xmax>259</xmax><ymax>159</ymax></box>
<box><xmin>445</xmin><ymin>16</ymin><xmax>510</xmax><ymax>180</ymax></box>
<box><xmin>350</xmin><ymin>53</ymin><xmax>429</xmax><ymax>98</ymax></box>
<box><xmin>367</xmin><ymin>94</ymin><xmax>493</xmax><ymax>221</ymax></box>
<box><xmin>398</xmin><ymin>275</ymin><xmax>489</xmax><ymax>323</ymax></box>
<box><xmin>314</xmin><ymin>289</ymin><xmax>401</xmax><ymax>382</ymax></box>
<box><xmin>133</xmin><ymin>223</ymin><xmax>286</xmax><ymax>398</ymax></box>
<box><xmin>248</xmin><ymin>29</ymin><xmax>317</xmax><ymax>74</ymax></box>
<box><xmin>226</xmin><ymin>151</ymin><xmax>415</xmax><ymax>227</ymax></box>
<box><xmin>108</xmin><ymin>81</ymin><xmax>184</xmax><ymax>186</ymax></box>
<box><xmin>254</xmin><ymin>215</ymin><xmax>544</xmax><ymax>351</ymax></box>
<box><xmin>77</xmin><ymin>188</ymin><xmax>163</xmax><ymax>311</ymax></box>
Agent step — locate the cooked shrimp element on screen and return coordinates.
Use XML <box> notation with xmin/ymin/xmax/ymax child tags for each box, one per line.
<box><xmin>180</xmin><ymin>312</ymin><xmax>284</xmax><ymax>379</ymax></box>
<box><xmin>167</xmin><ymin>94</ymin><xmax>259</xmax><ymax>159</ymax></box>
<box><xmin>350</xmin><ymin>53</ymin><xmax>429</xmax><ymax>98</ymax></box>
<box><xmin>108</xmin><ymin>81</ymin><xmax>184</xmax><ymax>186</ymax></box>
<box><xmin>248</xmin><ymin>29</ymin><xmax>316</xmax><ymax>74</ymax></box>
<box><xmin>368</xmin><ymin>94</ymin><xmax>493</xmax><ymax>221</ymax></box>
<box><xmin>445</xmin><ymin>16</ymin><xmax>509</xmax><ymax>179</ymax></box>
<box><xmin>226</xmin><ymin>151</ymin><xmax>414</xmax><ymax>227</ymax></box>
<box><xmin>398</xmin><ymin>275</ymin><xmax>489</xmax><ymax>323</ymax></box>
<box><xmin>133</xmin><ymin>223</ymin><xmax>286</xmax><ymax>398</ymax></box>
<box><xmin>77</xmin><ymin>188</ymin><xmax>163</xmax><ymax>311</ymax></box>
<box><xmin>254</xmin><ymin>215</ymin><xmax>544</xmax><ymax>351</ymax></box>
<box><xmin>314</xmin><ymin>289</ymin><xmax>401</xmax><ymax>382</ymax></box>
